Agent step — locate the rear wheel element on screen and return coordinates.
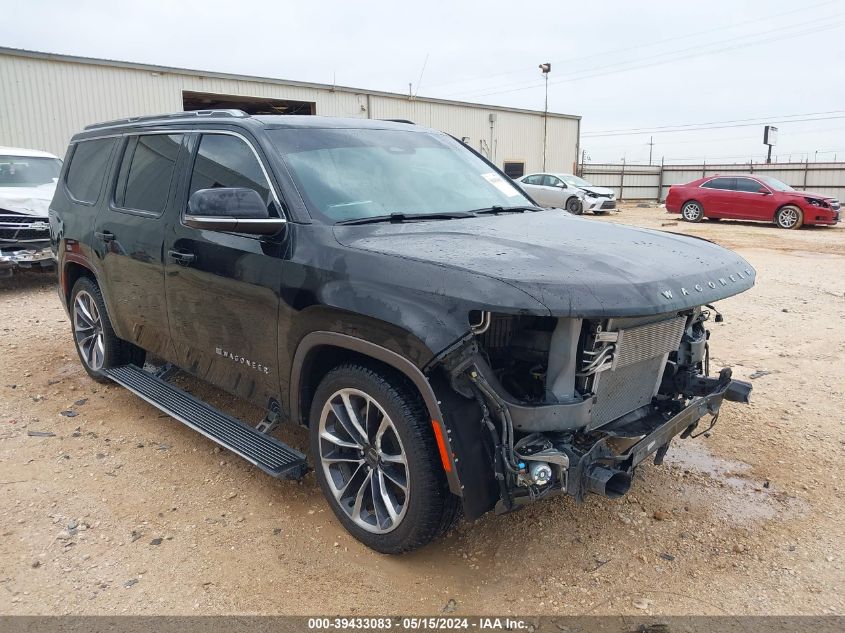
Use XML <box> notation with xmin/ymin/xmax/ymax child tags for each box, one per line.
<box><xmin>70</xmin><ymin>277</ymin><xmax>145</xmax><ymax>382</ymax></box>
<box><xmin>309</xmin><ymin>363</ymin><xmax>460</xmax><ymax>553</ymax></box>
<box><xmin>566</xmin><ymin>197</ymin><xmax>583</xmax><ymax>215</ymax></box>
<box><xmin>681</xmin><ymin>200</ymin><xmax>704</xmax><ymax>222</ymax></box>
<box><xmin>775</xmin><ymin>205</ymin><xmax>803</xmax><ymax>229</ymax></box>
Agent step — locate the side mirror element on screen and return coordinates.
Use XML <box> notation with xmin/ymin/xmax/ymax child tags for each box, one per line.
<box><xmin>758</xmin><ymin>187</ymin><xmax>771</xmax><ymax>195</ymax></box>
<box><xmin>185</xmin><ymin>188</ymin><xmax>286</xmax><ymax>235</ymax></box>
<box><xmin>558</xmin><ymin>182</ymin><xmax>567</xmax><ymax>189</ymax></box>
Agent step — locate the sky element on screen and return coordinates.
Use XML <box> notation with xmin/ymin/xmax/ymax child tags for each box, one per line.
<box><xmin>2</xmin><ymin>0</ymin><xmax>844</xmax><ymax>164</ymax></box>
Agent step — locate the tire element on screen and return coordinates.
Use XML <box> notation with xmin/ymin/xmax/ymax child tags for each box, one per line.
<box><xmin>565</xmin><ymin>197</ymin><xmax>584</xmax><ymax>215</ymax></box>
<box><xmin>309</xmin><ymin>363</ymin><xmax>460</xmax><ymax>554</ymax></box>
<box><xmin>681</xmin><ymin>200</ymin><xmax>704</xmax><ymax>222</ymax></box>
<box><xmin>775</xmin><ymin>205</ymin><xmax>803</xmax><ymax>229</ymax></box>
<box><xmin>70</xmin><ymin>277</ymin><xmax>145</xmax><ymax>383</ymax></box>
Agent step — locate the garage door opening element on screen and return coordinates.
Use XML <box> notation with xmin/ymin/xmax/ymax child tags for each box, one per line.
<box><xmin>182</xmin><ymin>91</ymin><xmax>315</xmax><ymax>115</ymax></box>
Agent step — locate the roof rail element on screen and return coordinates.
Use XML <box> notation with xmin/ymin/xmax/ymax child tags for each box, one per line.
<box><xmin>84</xmin><ymin>109</ymin><xmax>249</xmax><ymax>131</ymax></box>
<box><xmin>380</xmin><ymin>118</ymin><xmax>415</xmax><ymax>125</ymax></box>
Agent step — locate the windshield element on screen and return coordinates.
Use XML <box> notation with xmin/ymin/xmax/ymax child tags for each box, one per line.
<box><xmin>755</xmin><ymin>175</ymin><xmax>794</xmax><ymax>192</ymax></box>
<box><xmin>560</xmin><ymin>174</ymin><xmax>593</xmax><ymax>188</ymax></box>
<box><xmin>268</xmin><ymin>128</ymin><xmax>531</xmax><ymax>223</ymax></box>
<box><xmin>0</xmin><ymin>155</ymin><xmax>61</xmax><ymax>188</ymax></box>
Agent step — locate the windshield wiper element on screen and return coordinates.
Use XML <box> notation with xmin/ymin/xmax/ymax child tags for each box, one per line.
<box><xmin>471</xmin><ymin>205</ymin><xmax>544</xmax><ymax>215</ymax></box>
<box><xmin>336</xmin><ymin>212</ymin><xmax>476</xmax><ymax>226</ymax></box>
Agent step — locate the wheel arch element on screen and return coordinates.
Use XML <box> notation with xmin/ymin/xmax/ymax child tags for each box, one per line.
<box><xmin>62</xmin><ymin>260</ymin><xmax>98</xmax><ymax>308</ymax></box>
<box><xmin>290</xmin><ymin>331</ymin><xmax>462</xmax><ymax>495</ymax></box>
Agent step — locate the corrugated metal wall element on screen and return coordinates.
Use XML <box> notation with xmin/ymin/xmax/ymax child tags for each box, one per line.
<box><xmin>0</xmin><ymin>50</ymin><xmax>579</xmax><ymax>174</ymax></box>
<box><xmin>581</xmin><ymin>162</ymin><xmax>845</xmax><ymax>201</ymax></box>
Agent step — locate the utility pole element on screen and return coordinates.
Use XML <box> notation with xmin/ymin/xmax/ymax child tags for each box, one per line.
<box><xmin>647</xmin><ymin>136</ymin><xmax>654</xmax><ymax>166</ymax></box>
<box><xmin>539</xmin><ymin>62</ymin><xmax>551</xmax><ymax>171</ymax></box>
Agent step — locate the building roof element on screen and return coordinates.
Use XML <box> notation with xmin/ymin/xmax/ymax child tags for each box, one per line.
<box><xmin>0</xmin><ymin>46</ymin><xmax>580</xmax><ymax>122</ymax></box>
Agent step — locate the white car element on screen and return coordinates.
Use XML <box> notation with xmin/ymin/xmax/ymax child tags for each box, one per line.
<box><xmin>0</xmin><ymin>147</ymin><xmax>62</xmax><ymax>276</ymax></box>
<box><xmin>517</xmin><ymin>172</ymin><xmax>616</xmax><ymax>215</ymax></box>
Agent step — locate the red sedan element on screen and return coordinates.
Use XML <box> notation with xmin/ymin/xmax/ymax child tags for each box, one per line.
<box><xmin>665</xmin><ymin>174</ymin><xmax>840</xmax><ymax>229</ymax></box>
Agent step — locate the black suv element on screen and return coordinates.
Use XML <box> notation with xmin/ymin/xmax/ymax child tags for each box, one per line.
<box><xmin>50</xmin><ymin>110</ymin><xmax>754</xmax><ymax>553</ymax></box>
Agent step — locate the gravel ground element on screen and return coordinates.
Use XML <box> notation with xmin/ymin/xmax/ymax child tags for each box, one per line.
<box><xmin>0</xmin><ymin>205</ymin><xmax>843</xmax><ymax>616</ymax></box>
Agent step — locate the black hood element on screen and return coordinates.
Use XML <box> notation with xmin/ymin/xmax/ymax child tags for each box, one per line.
<box><xmin>334</xmin><ymin>210</ymin><xmax>756</xmax><ymax>317</ymax></box>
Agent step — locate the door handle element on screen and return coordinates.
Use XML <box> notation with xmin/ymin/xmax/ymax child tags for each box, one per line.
<box><xmin>94</xmin><ymin>230</ymin><xmax>115</xmax><ymax>242</ymax></box>
<box><xmin>167</xmin><ymin>250</ymin><xmax>196</xmax><ymax>265</ymax></box>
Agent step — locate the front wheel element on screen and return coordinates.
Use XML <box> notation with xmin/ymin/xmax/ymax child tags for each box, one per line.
<box><xmin>681</xmin><ymin>200</ymin><xmax>704</xmax><ymax>222</ymax></box>
<box><xmin>70</xmin><ymin>277</ymin><xmax>145</xmax><ymax>382</ymax></box>
<box><xmin>566</xmin><ymin>197</ymin><xmax>584</xmax><ymax>215</ymax></box>
<box><xmin>309</xmin><ymin>363</ymin><xmax>460</xmax><ymax>553</ymax></box>
<box><xmin>775</xmin><ymin>205</ymin><xmax>803</xmax><ymax>229</ymax></box>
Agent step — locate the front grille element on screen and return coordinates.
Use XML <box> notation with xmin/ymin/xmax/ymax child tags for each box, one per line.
<box><xmin>601</xmin><ymin>200</ymin><xmax>616</xmax><ymax>209</ymax></box>
<box><xmin>0</xmin><ymin>215</ymin><xmax>50</xmax><ymax>243</ymax></box>
<box><xmin>589</xmin><ymin>315</ymin><xmax>686</xmax><ymax>428</ymax></box>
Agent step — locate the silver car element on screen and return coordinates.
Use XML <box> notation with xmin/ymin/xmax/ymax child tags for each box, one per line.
<box><xmin>517</xmin><ymin>173</ymin><xmax>616</xmax><ymax>215</ymax></box>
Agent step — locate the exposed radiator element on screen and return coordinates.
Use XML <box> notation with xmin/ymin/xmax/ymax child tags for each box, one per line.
<box><xmin>612</xmin><ymin>316</ymin><xmax>687</xmax><ymax>370</ymax></box>
<box><xmin>590</xmin><ymin>315</ymin><xmax>686</xmax><ymax>428</ymax></box>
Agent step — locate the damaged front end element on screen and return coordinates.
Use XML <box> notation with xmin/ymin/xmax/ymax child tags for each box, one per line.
<box><xmin>0</xmin><ymin>213</ymin><xmax>54</xmax><ymax>277</ymax></box>
<box><xmin>435</xmin><ymin>308</ymin><xmax>751</xmax><ymax>516</ymax></box>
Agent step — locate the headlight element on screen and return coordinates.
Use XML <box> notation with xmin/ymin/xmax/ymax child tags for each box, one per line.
<box><xmin>805</xmin><ymin>197</ymin><xmax>829</xmax><ymax>208</ymax></box>
<box><xmin>585</xmin><ymin>191</ymin><xmax>598</xmax><ymax>198</ymax></box>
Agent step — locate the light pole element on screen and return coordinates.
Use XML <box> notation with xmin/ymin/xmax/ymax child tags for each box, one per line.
<box><xmin>539</xmin><ymin>62</ymin><xmax>551</xmax><ymax>170</ymax></box>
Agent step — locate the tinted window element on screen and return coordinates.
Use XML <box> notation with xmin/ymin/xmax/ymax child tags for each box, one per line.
<box><xmin>65</xmin><ymin>138</ymin><xmax>115</xmax><ymax>203</ymax></box>
<box><xmin>541</xmin><ymin>175</ymin><xmax>561</xmax><ymax>187</ymax></box>
<box><xmin>701</xmin><ymin>177</ymin><xmax>735</xmax><ymax>190</ymax></box>
<box><xmin>115</xmin><ymin>134</ymin><xmax>183</xmax><ymax>214</ymax></box>
<box><xmin>735</xmin><ymin>178</ymin><xmax>763</xmax><ymax>193</ymax></box>
<box><xmin>189</xmin><ymin>134</ymin><xmax>274</xmax><ymax>215</ymax></box>
<box><xmin>522</xmin><ymin>175</ymin><xmax>540</xmax><ymax>185</ymax></box>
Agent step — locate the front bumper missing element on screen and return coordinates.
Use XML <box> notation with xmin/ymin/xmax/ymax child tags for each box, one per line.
<box><xmin>492</xmin><ymin>368</ymin><xmax>751</xmax><ymax>511</ymax></box>
<box><xmin>568</xmin><ymin>369</ymin><xmax>750</xmax><ymax>501</ymax></box>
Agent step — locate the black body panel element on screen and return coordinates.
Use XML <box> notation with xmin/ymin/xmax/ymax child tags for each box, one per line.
<box><xmin>50</xmin><ymin>112</ymin><xmax>757</xmax><ymax>513</ymax></box>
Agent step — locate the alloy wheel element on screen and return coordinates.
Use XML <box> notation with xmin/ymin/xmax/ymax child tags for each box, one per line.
<box><xmin>318</xmin><ymin>388</ymin><xmax>409</xmax><ymax>534</ymax></box>
<box><xmin>778</xmin><ymin>207</ymin><xmax>799</xmax><ymax>228</ymax></box>
<box><xmin>682</xmin><ymin>202</ymin><xmax>702</xmax><ymax>221</ymax></box>
<box><xmin>73</xmin><ymin>290</ymin><xmax>105</xmax><ymax>371</ymax></box>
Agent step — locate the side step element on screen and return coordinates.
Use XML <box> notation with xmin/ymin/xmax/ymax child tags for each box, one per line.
<box><xmin>104</xmin><ymin>365</ymin><xmax>308</xmax><ymax>479</ymax></box>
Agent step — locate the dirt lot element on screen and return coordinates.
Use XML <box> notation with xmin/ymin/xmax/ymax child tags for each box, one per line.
<box><xmin>0</xmin><ymin>206</ymin><xmax>843</xmax><ymax>616</ymax></box>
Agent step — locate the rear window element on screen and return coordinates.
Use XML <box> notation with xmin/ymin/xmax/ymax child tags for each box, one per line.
<box><xmin>701</xmin><ymin>177</ymin><xmax>735</xmax><ymax>190</ymax></box>
<box><xmin>65</xmin><ymin>138</ymin><xmax>115</xmax><ymax>203</ymax></box>
<box><xmin>115</xmin><ymin>134</ymin><xmax>183</xmax><ymax>214</ymax></box>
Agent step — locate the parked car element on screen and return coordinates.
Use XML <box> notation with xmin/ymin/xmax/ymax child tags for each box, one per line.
<box><xmin>516</xmin><ymin>172</ymin><xmax>616</xmax><ymax>214</ymax></box>
<box><xmin>51</xmin><ymin>111</ymin><xmax>754</xmax><ymax>553</ymax></box>
<box><xmin>665</xmin><ymin>174</ymin><xmax>840</xmax><ymax>229</ymax></box>
<box><xmin>0</xmin><ymin>147</ymin><xmax>62</xmax><ymax>276</ymax></box>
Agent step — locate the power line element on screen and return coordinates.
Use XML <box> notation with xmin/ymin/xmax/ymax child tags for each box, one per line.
<box><xmin>582</xmin><ymin>110</ymin><xmax>845</xmax><ymax>137</ymax></box>
<box><xmin>582</xmin><ymin>114</ymin><xmax>845</xmax><ymax>138</ymax></box>
<box><xmin>445</xmin><ymin>17</ymin><xmax>842</xmax><ymax>99</ymax></box>
<box><xmin>424</xmin><ymin>0</ymin><xmax>837</xmax><ymax>91</ymax></box>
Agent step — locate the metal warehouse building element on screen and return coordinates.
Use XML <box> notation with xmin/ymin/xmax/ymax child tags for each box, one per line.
<box><xmin>0</xmin><ymin>47</ymin><xmax>580</xmax><ymax>177</ymax></box>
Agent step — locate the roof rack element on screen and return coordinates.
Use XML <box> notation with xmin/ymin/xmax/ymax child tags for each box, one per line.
<box><xmin>84</xmin><ymin>109</ymin><xmax>249</xmax><ymax>131</ymax></box>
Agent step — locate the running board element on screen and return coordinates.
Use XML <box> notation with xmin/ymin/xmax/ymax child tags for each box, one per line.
<box><xmin>104</xmin><ymin>365</ymin><xmax>308</xmax><ymax>479</ymax></box>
